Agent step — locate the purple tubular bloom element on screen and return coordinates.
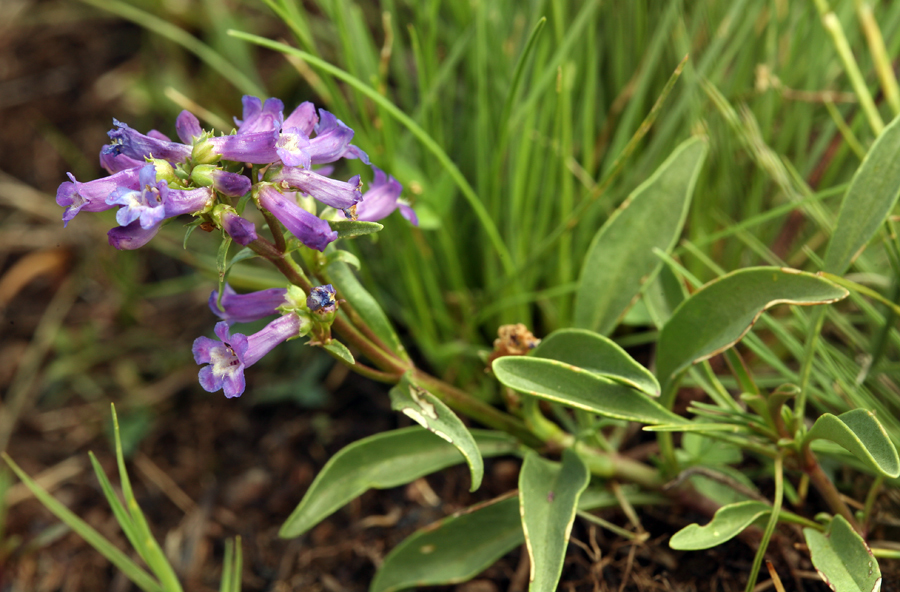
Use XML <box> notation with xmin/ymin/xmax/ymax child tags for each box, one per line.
<box><xmin>164</xmin><ymin>187</ymin><xmax>215</xmax><ymax>218</ymax></box>
<box><xmin>341</xmin><ymin>144</ymin><xmax>371</xmax><ymax>165</ymax></box>
<box><xmin>354</xmin><ymin>167</ymin><xmax>418</xmax><ymax>225</ymax></box>
<box><xmin>271</xmin><ymin>167</ymin><xmax>362</xmax><ymax>211</ymax></box>
<box><xmin>210</xmin><ymin>170</ymin><xmax>251</xmax><ymax>197</ymax></box>
<box><xmin>106</xmin><ymin>165</ymin><xmax>169</xmax><ymax>229</ymax></box>
<box><xmin>108</xmin><ymin>220</ymin><xmax>161</xmax><ymax>250</ymax></box>
<box><xmin>257</xmin><ymin>185</ymin><xmax>338</xmax><ymax>252</ymax></box>
<box><xmin>235</xmin><ymin>96</ymin><xmax>284</xmax><ymax>134</ymax></box>
<box><xmin>176</xmin><ymin>110</ymin><xmax>204</xmax><ymax>144</ymax></box>
<box><xmin>220</xmin><ymin>210</ymin><xmax>258</xmax><ymax>245</ymax></box>
<box><xmin>307</xmin><ymin>284</ymin><xmax>337</xmax><ymax>313</ymax></box>
<box><xmin>99</xmin><ymin>148</ymin><xmax>144</xmax><ymax>174</ymax></box>
<box><xmin>57</xmin><ymin>168</ymin><xmax>142</xmax><ymax>226</ymax></box>
<box><xmin>206</xmin><ymin>131</ymin><xmax>279</xmax><ymax>164</ymax></box>
<box><xmin>308</xmin><ymin>110</ymin><xmax>354</xmax><ymax>165</ymax></box>
<box><xmin>192</xmin><ymin>315</ymin><xmax>302</xmax><ymax>398</ymax></box>
<box><xmin>283</xmin><ymin>101</ymin><xmax>317</xmax><ymax>135</ymax></box>
<box><xmin>208</xmin><ymin>284</ymin><xmax>288</xmax><ymax>324</ymax></box>
<box><xmin>275</xmin><ymin>128</ymin><xmax>312</xmax><ymax>169</ymax></box>
<box><xmin>105</xmin><ymin>119</ymin><xmax>192</xmax><ymax>164</ymax></box>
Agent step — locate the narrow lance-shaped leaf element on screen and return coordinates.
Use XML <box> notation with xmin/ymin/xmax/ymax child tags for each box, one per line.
<box><xmin>493</xmin><ymin>356</ymin><xmax>685</xmax><ymax>425</ymax></box>
<box><xmin>824</xmin><ymin>113</ymin><xmax>900</xmax><ymax>275</ymax></box>
<box><xmin>804</xmin><ymin>515</ymin><xmax>882</xmax><ymax>592</ymax></box>
<box><xmin>573</xmin><ymin>137</ymin><xmax>708</xmax><ymax>335</ymax></box>
<box><xmin>328</xmin><ymin>219</ymin><xmax>383</xmax><ymax>239</ymax></box>
<box><xmin>669</xmin><ymin>501</ymin><xmax>771</xmax><ymax>550</ymax></box>
<box><xmin>279</xmin><ymin>427</ymin><xmax>518</xmax><ymax>538</ymax></box>
<box><xmin>519</xmin><ymin>450</ymin><xmax>590</xmax><ymax>592</ymax></box>
<box><xmin>370</xmin><ymin>494</ymin><xmax>523</xmax><ymax>592</ymax></box>
<box><xmin>532</xmin><ymin>328</ymin><xmax>660</xmax><ymax>397</ymax></box>
<box><xmin>390</xmin><ymin>372</ymin><xmax>484</xmax><ymax>491</ymax></box>
<box><xmin>804</xmin><ymin>409</ymin><xmax>900</xmax><ymax>478</ymax></box>
<box><xmin>656</xmin><ymin>267</ymin><xmax>848</xmax><ymax>396</ymax></box>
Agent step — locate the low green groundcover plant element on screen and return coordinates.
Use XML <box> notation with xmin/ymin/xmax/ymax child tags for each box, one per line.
<box><xmin>8</xmin><ymin>1</ymin><xmax>900</xmax><ymax>591</ymax></box>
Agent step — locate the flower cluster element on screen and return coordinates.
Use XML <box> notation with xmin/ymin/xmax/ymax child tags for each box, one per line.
<box><xmin>57</xmin><ymin>96</ymin><xmax>416</xmax><ymax>398</ymax></box>
<box><xmin>57</xmin><ymin>95</ymin><xmax>416</xmax><ymax>251</ymax></box>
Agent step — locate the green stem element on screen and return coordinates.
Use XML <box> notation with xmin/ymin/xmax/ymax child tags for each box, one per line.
<box><xmin>259</xmin><ymin>208</ymin><xmax>286</xmax><ymax>254</ymax></box>
<box><xmin>744</xmin><ymin>454</ymin><xmax>783</xmax><ymax>592</ymax></box>
<box><xmin>862</xmin><ymin>474</ymin><xmax>884</xmax><ymax>535</ymax></box>
<box><xmin>796</xmin><ymin>307</ymin><xmax>826</xmax><ymax>422</ymax></box>
<box><xmin>574</xmin><ymin>441</ymin><xmax>663</xmax><ymax>489</ymax></box>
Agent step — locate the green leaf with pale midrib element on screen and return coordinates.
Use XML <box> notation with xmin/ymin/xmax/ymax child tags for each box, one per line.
<box><xmin>532</xmin><ymin>328</ymin><xmax>659</xmax><ymax>396</ymax></box>
<box><xmin>492</xmin><ymin>356</ymin><xmax>684</xmax><ymax>425</ymax></box>
<box><xmin>804</xmin><ymin>515</ymin><xmax>882</xmax><ymax>592</ymax></box>
<box><xmin>573</xmin><ymin>137</ymin><xmax>708</xmax><ymax>335</ymax></box>
<box><xmin>389</xmin><ymin>372</ymin><xmax>484</xmax><ymax>491</ymax></box>
<box><xmin>328</xmin><ymin>219</ymin><xmax>384</xmax><ymax>239</ymax></box>
<box><xmin>656</xmin><ymin>267</ymin><xmax>848</xmax><ymax>393</ymax></box>
<box><xmin>520</xmin><ymin>450</ymin><xmax>590</xmax><ymax>592</ymax></box>
<box><xmin>824</xmin><ymin>113</ymin><xmax>900</xmax><ymax>275</ymax></box>
<box><xmin>279</xmin><ymin>427</ymin><xmax>517</xmax><ymax>538</ymax></box>
<box><xmin>669</xmin><ymin>501</ymin><xmax>770</xmax><ymax>550</ymax></box>
<box><xmin>804</xmin><ymin>409</ymin><xmax>900</xmax><ymax>478</ymax></box>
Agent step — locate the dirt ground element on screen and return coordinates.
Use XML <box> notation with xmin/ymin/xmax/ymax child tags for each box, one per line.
<box><xmin>0</xmin><ymin>2</ymin><xmax>896</xmax><ymax>591</ymax></box>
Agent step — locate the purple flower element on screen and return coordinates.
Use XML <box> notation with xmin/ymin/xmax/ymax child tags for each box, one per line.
<box><xmin>176</xmin><ymin>110</ymin><xmax>204</xmax><ymax>144</ymax></box>
<box><xmin>270</xmin><ymin>166</ymin><xmax>361</xmax><ymax>211</ymax></box>
<box><xmin>191</xmin><ymin>165</ymin><xmax>251</xmax><ymax>197</ymax></box>
<box><xmin>257</xmin><ymin>185</ymin><xmax>338</xmax><ymax>251</ymax></box>
<box><xmin>284</xmin><ymin>101</ymin><xmax>317</xmax><ymax>135</ymax></box>
<box><xmin>104</xmin><ymin>119</ymin><xmax>192</xmax><ymax>164</ymax></box>
<box><xmin>165</xmin><ymin>186</ymin><xmax>215</xmax><ymax>218</ymax></box>
<box><xmin>340</xmin><ymin>144</ymin><xmax>371</xmax><ymax>165</ymax></box>
<box><xmin>307</xmin><ymin>284</ymin><xmax>337</xmax><ymax>313</ymax></box>
<box><xmin>57</xmin><ymin>168</ymin><xmax>142</xmax><ymax>226</ymax></box>
<box><xmin>206</xmin><ymin>131</ymin><xmax>280</xmax><ymax>165</ymax></box>
<box><xmin>108</xmin><ymin>220</ymin><xmax>161</xmax><ymax>250</ymax></box>
<box><xmin>308</xmin><ymin>110</ymin><xmax>354</xmax><ymax>165</ymax></box>
<box><xmin>235</xmin><ymin>96</ymin><xmax>284</xmax><ymax>134</ymax></box>
<box><xmin>220</xmin><ymin>210</ymin><xmax>257</xmax><ymax>245</ymax></box>
<box><xmin>209</xmin><ymin>284</ymin><xmax>288</xmax><ymax>324</ymax></box>
<box><xmin>275</xmin><ymin>128</ymin><xmax>312</xmax><ymax>169</ymax></box>
<box><xmin>193</xmin><ymin>315</ymin><xmax>303</xmax><ymax>398</ymax></box>
<box><xmin>106</xmin><ymin>165</ymin><xmax>169</xmax><ymax>229</ymax></box>
<box><xmin>352</xmin><ymin>167</ymin><xmax>417</xmax><ymax>225</ymax></box>
<box><xmin>100</xmin><ymin>148</ymin><xmax>144</xmax><ymax>174</ymax></box>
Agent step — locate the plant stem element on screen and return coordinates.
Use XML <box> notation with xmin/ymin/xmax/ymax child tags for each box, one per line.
<box><xmin>803</xmin><ymin>447</ymin><xmax>862</xmax><ymax>533</ymax></box>
<box><xmin>745</xmin><ymin>454</ymin><xmax>783</xmax><ymax>592</ymax></box>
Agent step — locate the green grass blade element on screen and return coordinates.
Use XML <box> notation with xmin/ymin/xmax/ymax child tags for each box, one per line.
<box><xmin>2</xmin><ymin>453</ymin><xmax>162</xmax><ymax>592</ymax></box>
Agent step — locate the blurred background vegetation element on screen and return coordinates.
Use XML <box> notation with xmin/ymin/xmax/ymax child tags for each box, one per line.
<box><xmin>3</xmin><ymin>0</ymin><xmax>900</xmax><ymax>589</ymax></box>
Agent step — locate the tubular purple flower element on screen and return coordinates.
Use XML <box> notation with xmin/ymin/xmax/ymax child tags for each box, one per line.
<box><xmin>176</xmin><ymin>110</ymin><xmax>204</xmax><ymax>144</ymax></box>
<box><xmin>164</xmin><ymin>186</ymin><xmax>215</xmax><ymax>218</ymax></box>
<box><xmin>308</xmin><ymin>109</ymin><xmax>354</xmax><ymax>165</ymax></box>
<box><xmin>275</xmin><ymin>128</ymin><xmax>312</xmax><ymax>169</ymax></box>
<box><xmin>108</xmin><ymin>220</ymin><xmax>161</xmax><ymax>250</ymax></box>
<box><xmin>340</xmin><ymin>144</ymin><xmax>371</xmax><ymax>165</ymax></box>
<box><xmin>100</xmin><ymin>148</ymin><xmax>144</xmax><ymax>174</ymax></box>
<box><xmin>270</xmin><ymin>166</ymin><xmax>362</xmax><ymax>211</ymax></box>
<box><xmin>191</xmin><ymin>165</ymin><xmax>251</xmax><ymax>197</ymax></box>
<box><xmin>235</xmin><ymin>96</ymin><xmax>284</xmax><ymax>134</ymax></box>
<box><xmin>283</xmin><ymin>101</ymin><xmax>317</xmax><ymax>135</ymax></box>
<box><xmin>106</xmin><ymin>165</ymin><xmax>169</xmax><ymax>229</ymax></box>
<box><xmin>257</xmin><ymin>185</ymin><xmax>338</xmax><ymax>252</ymax></box>
<box><xmin>57</xmin><ymin>168</ymin><xmax>142</xmax><ymax>226</ymax></box>
<box><xmin>192</xmin><ymin>315</ymin><xmax>304</xmax><ymax>398</ymax></box>
<box><xmin>220</xmin><ymin>210</ymin><xmax>258</xmax><ymax>246</ymax></box>
<box><xmin>105</xmin><ymin>119</ymin><xmax>192</xmax><ymax>164</ymax></box>
<box><xmin>353</xmin><ymin>167</ymin><xmax>418</xmax><ymax>225</ymax></box>
<box><xmin>209</xmin><ymin>284</ymin><xmax>288</xmax><ymax>324</ymax></box>
<box><xmin>205</xmin><ymin>131</ymin><xmax>279</xmax><ymax>164</ymax></box>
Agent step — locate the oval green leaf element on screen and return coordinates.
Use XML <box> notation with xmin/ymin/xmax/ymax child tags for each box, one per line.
<box><xmin>328</xmin><ymin>219</ymin><xmax>384</xmax><ymax>238</ymax></box>
<box><xmin>390</xmin><ymin>372</ymin><xmax>484</xmax><ymax>491</ymax></box>
<box><xmin>370</xmin><ymin>495</ymin><xmax>523</xmax><ymax>592</ymax></box>
<box><xmin>656</xmin><ymin>267</ymin><xmax>848</xmax><ymax>391</ymax></box>
<box><xmin>519</xmin><ymin>450</ymin><xmax>590</xmax><ymax>592</ymax></box>
<box><xmin>573</xmin><ymin>137</ymin><xmax>708</xmax><ymax>335</ymax></box>
<box><xmin>279</xmin><ymin>427</ymin><xmax>518</xmax><ymax>538</ymax></box>
<box><xmin>804</xmin><ymin>515</ymin><xmax>882</xmax><ymax>592</ymax></box>
<box><xmin>493</xmin><ymin>356</ymin><xmax>684</xmax><ymax>425</ymax></box>
<box><xmin>824</xmin><ymin>113</ymin><xmax>900</xmax><ymax>275</ymax></box>
<box><xmin>326</xmin><ymin>258</ymin><xmax>407</xmax><ymax>359</ymax></box>
<box><xmin>532</xmin><ymin>329</ymin><xmax>660</xmax><ymax>397</ymax></box>
<box><xmin>323</xmin><ymin>340</ymin><xmax>354</xmax><ymax>365</ymax></box>
<box><xmin>669</xmin><ymin>501</ymin><xmax>770</xmax><ymax>550</ymax></box>
<box><xmin>804</xmin><ymin>409</ymin><xmax>900</xmax><ymax>478</ymax></box>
